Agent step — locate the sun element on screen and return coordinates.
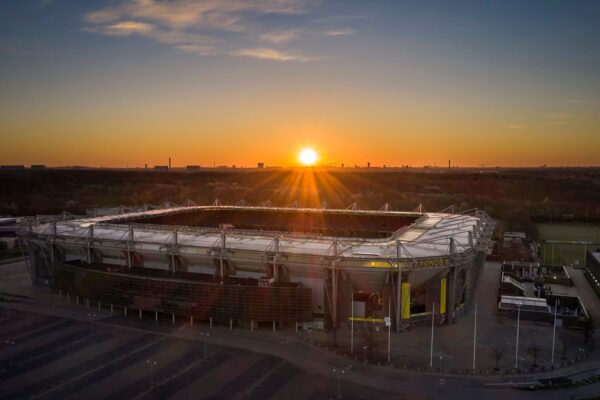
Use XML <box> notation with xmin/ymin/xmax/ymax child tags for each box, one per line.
<box><xmin>298</xmin><ymin>148</ymin><xmax>318</xmax><ymax>166</ymax></box>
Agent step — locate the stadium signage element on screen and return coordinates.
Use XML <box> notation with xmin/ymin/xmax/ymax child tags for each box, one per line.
<box><xmin>416</xmin><ymin>258</ymin><xmax>450</xmax><ymax>268</ymax></box>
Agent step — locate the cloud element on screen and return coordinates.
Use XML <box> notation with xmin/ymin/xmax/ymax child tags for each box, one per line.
<box><xmin>84</xmin><ymin>1</ymin><xmax>358</xmax><ymax>62</ymax></box>
<box><xmin>84</xmin><ymin>0</ymin><xmax>318</xmax><ymax>61</ymax></box>
<box><xmin>98</xmin><ymin>21</ymin><xmax>155</xmax><ymax>36</ymax></box>
<box><xmin>324</xmin><ymin>29</ymin><xmax>355</xmax><ymax>36</ymax></box>
<box><xmin>84</xmin><ymin>0</ymin><xmax>310</xmax><ymax>30</ymax></box>
<box><xmin>235</xmin><ymin>47</ymin><xmax>310</xmax><ymax>62</ymax></box>
<box><xmin>260</xmin><ymin>29</ymin><xmax>299</xmax><ymax>44</ymax></box>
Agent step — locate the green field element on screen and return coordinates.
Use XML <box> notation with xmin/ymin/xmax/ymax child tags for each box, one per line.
<box><xmin>537</xmin><ymin>223</ymin><xmax>600</xmax><ymax>266</ymax></box>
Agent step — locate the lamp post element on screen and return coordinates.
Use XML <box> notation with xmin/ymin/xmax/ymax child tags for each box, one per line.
<box><xmin>350</xmin><ymin>292</ymin><xmax>354</xmax><ymax>354</ymax></box>
<box><xmin>551</xmin><ymin>301</ymin><xmax>558</xmax><ymax>365</ymax></box>
<box><xmin>88</xmin><ymin>313</ymin><xmax>96</xmax><ymax>336</ymax></box>
<box><xmin>515</xmin><ymin>303</ymin><xmax>521</xmax><ymax>370</ymax></box>
<box><xmin>5</xmin><ymin>340</ymin><xmax>15</xmax><ymax>368</ymax></box>
<box><xmin>200</xmin><ymin>332</ymin><xmax>210</xmax><ymax>359</ymax></box>
<box><xmin>332</xmin><ymin>368</ymin><xmax>346</xmax><ymax>399</ymax></box>
<box><xmin>363</xmin><ymin>345</ymin><xmax>368</xmax><ymax>367</ymax></box>
<box><xmin>430</xmin><ymin>301</ymin><xmax>435</xmax><ymax>368</ymax></box>
<box><xmin>146</xmin><ymin>359</ymin><xmax>157</xmax><ymax>390</ymax></box>
<box><xmin>472</xmin><ymin>303</ymin><xmax>477</xmax><ymax>370</ymax></box>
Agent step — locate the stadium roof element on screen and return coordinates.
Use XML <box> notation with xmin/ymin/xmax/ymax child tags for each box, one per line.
<box><xmin>25</xmin><ymin>206</ymin><xmax>493</xmax><ymax>262</ymax></box>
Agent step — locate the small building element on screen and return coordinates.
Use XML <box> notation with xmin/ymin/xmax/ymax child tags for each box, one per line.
<box><xmin>1</xmin><ymin>165</ymin><xmax>25</xmax><ymax>170</ymax></box>
<box><xmin>498</xmin><ymin>261</ymin><xmax>591</xmax><ymax>329</ymax></box>
<box><xmin>31</xmin><ymin>164</ymin><xmax>46</xmax><ymax>169</ymax></box>
<box><xmin>257</xmin><ymin>162</ymin><xmax>265</xmax><ymax>169</ymax></box>
<box><xmin>186</xmin><ymin>165</ymin><xmax>200</xmax><ymax>171</ymax></box>
<box><xmin>154</xmin><ymin>165</ymin><xmax>169</xmax><ymax>171</ymax></box>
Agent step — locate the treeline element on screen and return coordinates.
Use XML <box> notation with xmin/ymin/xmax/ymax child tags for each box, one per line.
<box><xmin>1</xmin><ymin>169</ymin><xmax>599</xmax><ymax>238</ymax></box>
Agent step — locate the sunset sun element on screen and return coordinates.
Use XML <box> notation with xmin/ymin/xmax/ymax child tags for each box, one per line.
<box><xmin>298</xmin><ymin>148</ymin><xmax>318</xmax><ymax>166</ymax></box>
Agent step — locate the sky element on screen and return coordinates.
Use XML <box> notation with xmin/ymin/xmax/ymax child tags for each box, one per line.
<box><xmin>0</xmin><ymin>0</ymin><xmax>599</xmax><ymax>168</ymax></box>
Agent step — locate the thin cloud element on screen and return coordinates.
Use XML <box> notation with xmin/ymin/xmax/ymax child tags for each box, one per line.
<box><xmin>84</xmin><ymin>0</ymin><xmax>316</xmax><ymax>61</ymax></box>
<box><xmin>324</xmin><ymin>29</ymin><xmax>355</xmax><ymax>36</ymax></box>
<box><xmin>100</xmin><ymin>21</ymin><xmax>155</xmax><ymax>36</ymax></box>
<box><xmin>84</xmin><ymin>0</ymin><xmax>310</xmax><ymax>30</ymax></box>
<box><xmin>260</xmin><ymin>29</ymin><xmax>299</xmax><ymax>44</ymax></box>
<box><xmin>235</xmin><ymin>47</ymin><xmax>310</xmax><ymax>62</ymax></box>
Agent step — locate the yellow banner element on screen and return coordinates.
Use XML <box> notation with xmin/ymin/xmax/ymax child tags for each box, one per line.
<box><xmin>401</xmin><ymin>282</ymin><xmax>411</xmax><ymax>319</ymax></box>
<box><xmin>440</xmin><ymin>278</ymin><xmax>447</xmax><ymax>314</ymax></box>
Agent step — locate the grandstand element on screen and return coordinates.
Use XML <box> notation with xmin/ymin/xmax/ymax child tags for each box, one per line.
<box><xmin>20</xmin><ymin>204</ymin><xmax>494</xmax><ymax>331</ymax></box>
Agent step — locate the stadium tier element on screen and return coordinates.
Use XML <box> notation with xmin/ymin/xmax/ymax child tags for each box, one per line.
<box><xmin>20</xmin><ymin>205</ymin><xmax>494</xmax><ymax>330</ymax></box>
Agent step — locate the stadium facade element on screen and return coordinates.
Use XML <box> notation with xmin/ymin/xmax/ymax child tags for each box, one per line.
<box><xmin>20</xmin><ymin>205</ymin><xmax>494</xmax><ymax>331</ymax></box>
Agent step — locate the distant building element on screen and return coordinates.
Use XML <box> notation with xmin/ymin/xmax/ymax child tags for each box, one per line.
<box><xmin>367</xmin><ymin>162</ymin><xmax>371</xmax><ymax>168</ymax></box>
<box><xmin>257</xmin><ymin>162</ymin><xmax>265</xmax><ymax>169</ymax></box>
<box><xmin>186</xmin><ymin>165</ymin><xmax>200</xmax><ymax>171</ymax></box>
<box><xmin>31</xmin><ymin>164</ymin><xmax>46</xmax><ymax>169</ymax></box>
<box><xmin>1</xmin><ymin>165</ymin><xmax>25</xmax><ymax>170</ymax></box>
<box><xmin>154</xmin><ymin>165</ymin><xmax>169</xmax><ymax>171</ymax></box>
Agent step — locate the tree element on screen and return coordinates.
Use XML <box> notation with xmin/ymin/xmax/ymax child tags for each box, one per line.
<box><xmin>526</xmin><ymin>342</ymin><xmax>541</xmax><ymax>368</ymax></box>
<box><xmin>560</xmin><ymin>335</ymin><xmax>569</xmax><ymax>361</ymax></box>
<box><xmin>492</xmin><ymin>346</ymin><xmax>504</xmax><ymax>371</ymax></box>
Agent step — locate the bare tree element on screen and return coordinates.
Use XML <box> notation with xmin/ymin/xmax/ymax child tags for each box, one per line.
<box><xmin>526</xmin><ymin>342</ymin><xmax>541</xmax><ymax>368</ymax></box>
<box><xmin>492</xmin><ymin>346</ymin><xmax>504</xmax><ymax>371</ymax></box>
<box><xmin>560</xmin><ymin>334</ymin><xmax>569</xmax><ymax>361</ymax></box>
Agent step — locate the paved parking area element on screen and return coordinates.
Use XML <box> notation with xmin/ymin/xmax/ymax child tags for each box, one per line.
<box><xmin>2</xmin><ymin>259</ymin><xmax>600</xmax><ymax>399</ymax></box>
<box><xmin>0</xmin><ymin>310</ymin><xmax>397</xmax><ymax>400</ymax></box>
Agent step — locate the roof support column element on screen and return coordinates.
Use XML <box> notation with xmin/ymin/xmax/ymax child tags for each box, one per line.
<box><xmin>331</xmin><ymin>240</ymin><xmax>338</xmax><ymax>329</ymax></box>
<box><xmin>50</xmin><ymin>222</ymin><xmax>57</xmax><ymax>263</ymax></box>
<box><xmin>127</xmin><ymin>225</ymin><xmax>133</xmax><ymax>268</ymax></box>
<box><xmin>449</xmin><ymin>238</ymin><xmax>457</xmax><ymax>320</ymax></box>
<box><xmin>87</xmin><ymin>225</ymin><xmax>94</xmax><ymax>264</ymax></box>
<box><xmin>395</xmin><ymin>240</ymin><xmax>402</xmax><ymax>333</ymax></box>
<box><xmin>219</xmin><ymin>230</ymin><xmax>226</xmax><ymax>278</ymax></box>
<box><xmin>171</xmin><ymin>229</ymin><xmax>178</xmax><ymax>273</ymax></box>
<box><xmin>273</xmin><ymin>236</ymin><xmax>280</xmax><ymax>282</ymax></box>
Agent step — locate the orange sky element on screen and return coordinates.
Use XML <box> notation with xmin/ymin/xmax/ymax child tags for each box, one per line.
<box><xmin>1</xmin><ymin>1</ymin><xmax>599</xmax><ymax>167</ymax></box>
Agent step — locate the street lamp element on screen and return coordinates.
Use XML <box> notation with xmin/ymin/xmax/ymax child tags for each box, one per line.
<box><xmin>88</xmin><ymin>313</ymin><xmax>96</xmax><ymax>336</ymax></box>
<box><xmin>200</xmin><ymin>332</ymin><xmax>210</xmax><ymax>359</ymax></box>
<box><xmin>515</xmin><ymin>303</ymin><xmax>521</xmax><ymax>370</ymax></box>
<box><xmin>146</xmin><ymin>359</ymin><xmax>157</xmax><ymax>390</ymax></box>
<box><xmin>5</xmin><ymin>340</ymin><xmax>15</xmax><ymax>368</ymax></box>
<box><xmin>362</xmin><ymin>345</ymin><xmax>368</xmax><ymax>367</ymax></box>
<box><xmin>332</xmin><ymin>368</ymin><xmax>346</xmax><ymax>399</ymax></box>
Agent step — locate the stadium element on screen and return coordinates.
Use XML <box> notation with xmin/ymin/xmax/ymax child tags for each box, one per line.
<box><xmin>20</xmin><ymin>204</ymin><xmax>494</xmax><ymax>331</ymax></box>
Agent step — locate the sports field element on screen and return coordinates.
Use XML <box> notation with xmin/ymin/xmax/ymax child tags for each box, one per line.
<box><xmin>537</xmin><ymin>223</ymin><xmax>600</xmax><ymax>266</ymax></box>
